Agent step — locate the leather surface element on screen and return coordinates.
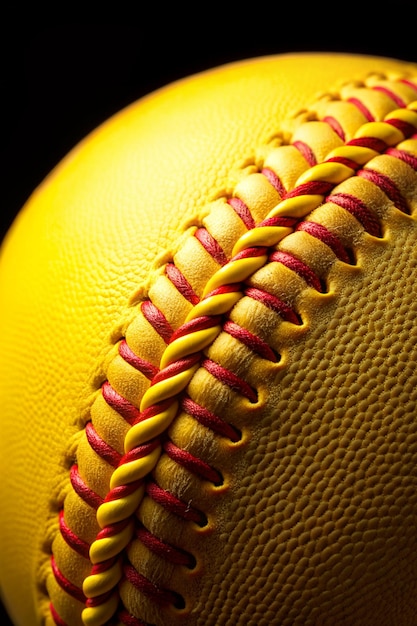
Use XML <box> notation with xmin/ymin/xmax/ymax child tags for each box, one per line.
<box><xmin>1</xmin><ymin>53</ymin><xmax>417</xmax><ymax>625</ymax></box>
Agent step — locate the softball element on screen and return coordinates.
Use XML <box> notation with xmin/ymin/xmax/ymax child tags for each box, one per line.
<box><xmin>1</xmin><ymin>52</ymin><xmax>417</xmax><ymax>626</ymax></box>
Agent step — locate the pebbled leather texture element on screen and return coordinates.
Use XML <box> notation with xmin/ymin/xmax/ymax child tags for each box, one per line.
<box><xmin>1</xmin><ymin>53</ymin><xmax>417</xmax><ymax>626</ymax></box>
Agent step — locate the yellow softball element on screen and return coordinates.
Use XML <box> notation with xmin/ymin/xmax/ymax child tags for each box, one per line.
<box><xmin>1</xmin><ymin>52</ymin><xmax>417</xmax><ymax>626</ymax></box>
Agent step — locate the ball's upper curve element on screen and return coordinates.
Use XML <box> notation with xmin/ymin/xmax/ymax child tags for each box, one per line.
<box><xmin>1</xmin><ymin>53</ymin><xmax>417</xmax><ymax>626</ymax></box>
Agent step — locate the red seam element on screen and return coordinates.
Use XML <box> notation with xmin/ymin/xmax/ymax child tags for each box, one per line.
<box><xmin>261</xmin><ymin>167</ymin><xmax>287</xmax><ymax>196</ymax></box>
<box><xmin>400</xmin><ymin>78</ymin><xmax>417</xmax><ymax>92</ymax></box>
<box><xmin>59</xmin><ymin>510</ymin><xmax>90</xmax><ymax>560</ymax></box>
<box><xmin>327</xmin><ymin>155</ymin><xmax>360</xmax><ymax>170</ymax></box>
<box><xmin>372</xmin><ymin>85</ymin><xmax>406</xmax><ymax>108</ymax></box>
<box><xmin>347</xmin><ymin>97</ymin><xmax>374</xmax><ymax>121</ymax></box>
<box><xmin>70</xmin><ymin>465</ymin><xmax>103</xmax><ymax>510</ymax></box>
<box><xmin>51</xmin><ymin>556</ymin><xmax>86</xmax><ymax>604</ymax></box>
<box><xmin>50</xmin><ymin>603</ymin><xmax>69</xmax><ymax>626</ymax></box>
<box><xmin>322</xmin><ymin>115</ymin><xmax>346</xmax><ymax>141</ymax></box>
<box><xmin>194</xmin><ymin>227</ymin><xmax>228</xmax><ymax>266</ymax></box>
<box><xmin>146</xmin><ymin>480</ymin><xmax>207</xmax><ymax>525</ymax></box>
<box><xmin>269</xmin><ymin>250</ymin><xmax>323</xmax><ymax>292</ymax></box>
<box><xmin>227</xmin><ymin>197</ymin><xmax>256</xmax><ymax>229</ymax></box>
<box><xmin>181</xmin><ymin>395</ymin><xmax>241</xmax><ymax>441</ymax></box>
<box><xmin>223</xmin><ymin>319</ymin><xmax>278</xmax><ymax>362</ymax></box>
<box><xmin>386</xmin><ymin>147</ymin><xmax>417</xmax><ymax>171</ymax></box>
<box><xmin>348</xmin><ymin>136</ymin><xmax>387</xmax><ymax>152</ymax></box>
<box><xmin>202</xmin><ymin>358</ymin><xmax>258</xmax><ymax>403</ymax></box>
<box><xmin>136</xmin><ymin>522</ymin><xmax>196</xmax><ymax>567</ymax></box>
<box><xmin>86</xmin><ymin>421</ymin><xmax>122</xmax><ymax>468</ymax></box>
<box><xmin>257</xmin><ymin>216</ymin><xmax>297</xmax><ymax>229</ymax></box>
<box><xmin>296</xmin><ymin>221</ymin><xmax>351</xmax><ymax>263</ymax></box>
<box><xmin>358</xmin><ymin>168</ymin><xmax>410</xmax><ymax>214</ymax></box>
<box><xmin>123</xmin><ymin>564</ymin><xmax>181</xmax><ymax>607</ymax></box>
<box><xmin>102</xmin><ymin>381</ymin><xmax>141</xmax><ymax>425</ymax></box>
<box><xmin>327</xmin><ymin>192</ymin><xmax>381</xmax><ymax>237</ymax></box>
<box><xmin>151</xmin><ymin>354</ymin><xmax>201</xmax><ymax>385</ymax></box>
<box><xmin>293</xmin><ymin>140</ymin><xmax>317</xmax><ymax>166</ymax></box>
<box><xmin>163</xmin><ymin>439</ymin><xmax>222</xmax><ymax>485</ymax></box>
<box><xmin>165</xmin><ymin>262</ymin><xmax>199</xmax><ymax>305</ymax></box>
<box><xmin>103</xmin><ymin>479</ymin><xmax>145</xmax><ymax>504</ymax></box>
<box><xmin>244</xmin><ymin>286</ymin><xmax>301</xmax><ymax>325</ymax></box>
<box><xmin>285</xmin><ymin>180</ymin><xmax>334</xmax><ymax>199</ymax></box>
<box><xmin>169</xmin><ymin>315</ymin><xmax>222</xmax><ymax>342</ymax></box>
<box><xmin>141</xmin><ymin>300</ymin><xmax>174</xmax><ymax>343</ymax></box>
<box><xmin>385</xmin><ymin>117</ymin><xmax>417</xmax><ymax>138</ymax></box>
<box><xmin>119</xmin><ymin>340</ymin><xmax>159</xmax><ymax>380</ymax></box>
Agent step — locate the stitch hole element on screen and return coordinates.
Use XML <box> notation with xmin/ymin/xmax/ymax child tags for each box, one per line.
<box><xmin>196</xmin><ymin>512</ymin><xmax>209</xmax><ymax>528</ymax></box>
<box><xmin>344</xmin><ymin>247</ymin><xmax>357</xmax><ymax>266</ymax></box>
<box><xmin>185</xmin><ymin>553</ymin><xmax>197</xmax><ymax>570</ymax></box>
<box><xmin>173</xmin><ymin>593</ymin><xmax>186</xmax><ymax>610</ymax></box>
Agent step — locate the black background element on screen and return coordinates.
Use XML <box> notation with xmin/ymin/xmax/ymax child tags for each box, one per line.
<box><xmin>1</xmin><ymin>14</ymin><xmax>417</xmax><ymax>625</ymax></box>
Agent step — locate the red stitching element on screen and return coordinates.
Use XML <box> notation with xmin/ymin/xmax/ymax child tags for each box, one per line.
<box><xmin>165</xmin><ymin>262</ymin><xmax>199</xmax><ymax>305</ymax></box>
<box><xmin>119</xmin><ymin>340</ymin><xmax>159</xmax><ymax>380</ymax></box>
<box><xmin>269</xmin><ymin>250</ymin><xmax>323</xmax><ymax>292</ymax></box>
<box><xmin>163</xmin><ymin>439</ymin><xmax>223</xmax><ymax>485</ymax></box>
<box><xmin>194</xmin><ymin>227</ymin><xmax>228</xmax><ymax>266</ymax></box>
<box><xmin>386</xmin><ymin>147</ymin><xmax>417</xmax><ymax>171</ymax></box>
<box><xmin>385</xmin><ymin>117</ymin><xmax>417</xmax><ymax>138</ymax></box>
<box><xmin>136</xmin><ymin>522</ymin><xmax>196</xmax><ymax>567</ymax></box>
<box><xmin>327</xmin><ymin>155</ymin><xmax>361</xmax><ymax>171</ymax></box>
<box><xmin>102</xmin><ymin>381</ymin><xmax>141</xmax><ymax>425</ymax></box>
<box><xmin>348</xmin><ymin>136</ymin><xmax>387</xmax><ymax>152</ymax></box>
<box><xmin>123</xmin><ymin>564</ymin><xmax>182</xmax><ymax>607</ymax></box>
<box><xmin>51</xmin><ymin>556</ymin><xmax>86</xmax><ymax>604</ymax></box>
<box><xmin>257</xmin><ymin>216</ymin><xmax>297</xmax><ymax>230</ymax></box>
<box><xmin>227</xmin><ymin>197</ymin><xmax>256</xmax><ymax>229</ymax></box>
<box><xmin>70</xmin><ymin>465</ymin><xmax>103</xmax><ymax>510</ymax></box>
<box><xmin>59</xmin><ymin>510</ymin><xmax>90</xmax><ymax>560</ymax></box>
<box><xmin>146</xmin><ymin>480</ymin><xmax>207</xmax><ymax>525</ymax></box>
<box><xmin>293</xmin><ymin>140</ymin><xmax>317</xmax><ymax>166</ymax></box>
<box><xmin>223</xmin><ymin>320</ymin><xmax>278</xmax><ymax>362</ymax></box>
<box><xmin>202</xmin><ymin>358</ymin><xmax>258</xmax><ymax>403</ymax></box>
<box><xmin>347</xmin><ymin>97</ymin><xmax>374</xmax><ymax>121</ymax></box>
<box><xmin>150</xmin><ymin>355</ymin><xmax>200</xmax><ymax>385</ymax></box>
<box><xmin>372</xmin><ymin>85</ymin><xmax>406</xmax><ymax>108</ymax></box>
<box><xmin>296</xmin><ymin>221</ymin><xmax>351</xmax><ymax>263</ymax></box>
<box><xmin>323</xmin><ymin>115</ymin><xmax>346</xmax><ymax>141</ymax></box>
<box><xmin>261</xmin><ymin>167</ymin><xmax>287</xmax><ymax>196</ymax></box>
<box><xmin>327</xmin><ymin>193</ymin><xmax>381</xmax><ymax>237</ymax></box>
<box><xmin>244</xmin><ymin>286</ymin><xmax>301</xmax><ymax>325</ymax></box>
<box><xmin>141</xmin><ymin>300</ymin><xmax>174</xmax><ymax>343</ymax></box>
<box><xmin>50</xmin><ymin>603</ymin><xmax>68</xmax><ymax>626</ymax></box>
<box><xmin>86</xmin><ymin>422</ymin><xmax>121</xmax><ymax>468</ymax></box>
<box><xmin>358</xmin><ymin>168</ymin><xmax>410</xmax><ymax>214</ymax></box>
<box><xmin>181</xmin><ymin>395</ymin><xmax>242</xmax><ymax>442</ymax></box>
<box><xmin>169</xmin><ymin>315</ymin><xmax>222</xmax><ymax>342</ymax></box>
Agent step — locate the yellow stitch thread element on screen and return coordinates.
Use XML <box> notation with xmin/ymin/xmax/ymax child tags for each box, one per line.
<box><xmin>269</xmin><ymin>194</ymin><xmax>325</xmax><ymax>219</ymax></box>
<box><xmin>295</xmin><ymin>161</ymin><xmax>354</xmax><ymax>186</ymax></box>
<box><xmin>124</xmin><ymin>401</ymin><xmax>179</xmax><ymax>453</ymax></box>
<box><xmin>140</xmin><ymin>365</ymin><xmax>200</xmax><ymax>410</ymax></box>
<box><xmin>96</xmin><ymin>485</ymin><xmax>145</xmax><ymax>527</ymax></box>
<box><xmin>82</xmin><ymin>593</ymin><xmax>120</xmax><ymax>626</ymax></box>
<box><xmin>110</xmin><ymin>446</ymin><xmax>162</xmax><ymax>489</ymax></box>
<box><xmin>325</xmin><ymin>145</ymin><xmax>378</xmax><ymax>164</ymax></box>
<box><xmin>83</xmin><ymin>559</ymin><xmax>122</xmax><ymax>597</ymax></box>
<box><xmin>232</xmin><ymin>228</ymin><xmax>291</xmax><ymax>256</ymax></box>
<box><xmin>89</xmin><ymin>520</ymin><xmax>135</xmax><ymax>564</ymax></box>
<box><xmin>354</xmin><ymin>121</ymin><xmax>404</xmax><ymax>145</ymax></box>
<box><xmin>203</xmin><ymin>256</ymin><xmax>268</xmax><ymax>297</ymax></box>
<box><xmin>386</xmin><ymin>108</ymin><xmax>417</xmax><ymax>126</ymax></box>
<box><xmin>160</xmin><ymin>326</ymin><xmax>222</xmax><ymax>369</ymax></box>
<box><xmin>185</xmin><ymin>292</ymin><xmax>242</xmax><ymax>322</ymax></box>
